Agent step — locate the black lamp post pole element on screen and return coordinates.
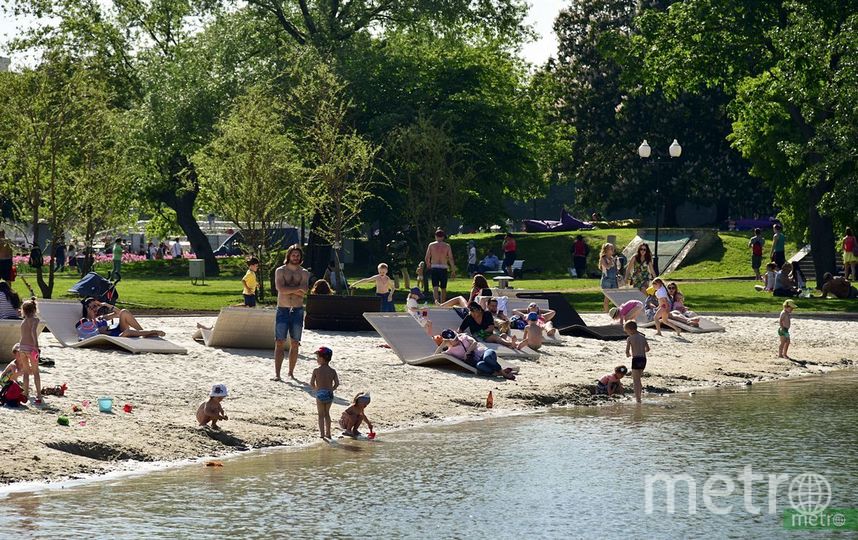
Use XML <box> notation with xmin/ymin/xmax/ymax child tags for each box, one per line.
<box><xmin>654</xmin><ymin>177</ymin><xmax>661</xmax><ymax>276</ymax></box>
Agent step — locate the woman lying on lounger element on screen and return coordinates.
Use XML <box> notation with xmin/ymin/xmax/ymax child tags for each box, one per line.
<box><xmin>435</xmin><ymin>329</ymin><xmax>516</xmax><ymax>379</ymax></box>
<box><xmin>76</xmin><ymin>297</ymin><xmax>166</xmax><ymax>340</ymax></box>
<box><xmin>435</xmin><ymin>274</ymin><xmax>493</xmax><ymax>308</ymax></box>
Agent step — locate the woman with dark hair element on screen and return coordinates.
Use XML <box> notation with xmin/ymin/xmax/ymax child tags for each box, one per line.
<box><xmin>76</xmin><ymin>297</ymin><xmax>165</xmax><ymax>339</ymax></box>
<box><xmin>436</xmin><ymin>274</ymin><xmax>492</xmax><ymax>309</ymax></box>
<box><xmin>458</xmin><ymin>302</ymin><xmax>517</xmax><ymax>349</ymax></box>
<box><xmin>666</xmin><ymin>282</ymin><xmax>700</xmax><ymax>327</ymax></box>
<box><xmin>625</xmin><ymin>243</ymin><xmax>655</xmax><ymax>292</ymax></box>
<box><xmin>310</xmin><ymin>279</ymin><xmax>333</xmax><ymax>295</ymax></box>
<box><xmin>0</xmin><ymin>281</ymin><xmax>22</xmax><ymax>319</ymax></box>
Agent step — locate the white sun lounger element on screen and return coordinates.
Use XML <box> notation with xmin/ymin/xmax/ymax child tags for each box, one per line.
<box><xmin>37</xmin><ymin>300</ymin><xmax>187</xmax><ymax>354</ymax></box>
<box><xmin>0</xmin><ymin>320</ymin><xmax>45</xmax><ymax>362</ymax></box>
<box><xmin>602</xmin><ymin>288</ymin><xmax>725</xmax><ymax>333</ymax></box>
<box><xmin>192</xmin><ymin>307</ymin><xmax>276</xmax><ymax>349</ymax></box>
<box><xmin>363</xmin><ymin>313</ymin><xmax>520</xmax><ymax>375</ymax></box>
<box><xmin>425</xmin><ymin>308</ymin><xmax>541</xmax><ymax>359</ymax></box>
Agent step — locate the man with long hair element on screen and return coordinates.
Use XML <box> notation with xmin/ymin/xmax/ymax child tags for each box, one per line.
<box><xmin>273</xmin><ymin>245</ymin><xmax>310</xmax><ymax>381</ymax></box>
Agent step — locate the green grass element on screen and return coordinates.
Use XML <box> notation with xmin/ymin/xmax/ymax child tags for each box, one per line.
<box><xmin>670</xmin><ymin>231</ymin><xmax>804</xmax><ymax>279</ymax></box>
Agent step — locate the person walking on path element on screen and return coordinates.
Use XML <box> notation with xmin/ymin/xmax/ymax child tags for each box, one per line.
<box><xmin>748</xmin><ymin>228</ymin><xmax>765</xmax><ymax>280</ymax></box>
<box><xmin>0</xmin><ymin>230</ymin><xmax>13</xmax><ymax>282</ymax></box>
<box><xmin>502</xmin><ymin>233</ymin><xmax>517</xmax><ymax>276</ymax></box>
<box><xmin>572</xmin><ymin>235</ymin><xmax>589</xmax><ymax>278</ymax></box>
<box><xmin>273</xmin><ymin>245</ymin><xmax>310</xmax><ymax>381</ymax></box>
<box><xmin>111</xmin><ymin>238</ymin><xmax>123</xmax><ymax>279</ymax></box>
<box><xmin>842</xmin><ymin>227</ymin><xmax>857</xmax><ymax>281</ymax></box>
<box><xmin>424</xmin><ymin>229</ymin><xmax>456</xmax><ymax>304</ymax></box>
<box><xmin>771</xmin><ymin>224</ymin><xmax>786</xmax><ymax>269</ymax></box>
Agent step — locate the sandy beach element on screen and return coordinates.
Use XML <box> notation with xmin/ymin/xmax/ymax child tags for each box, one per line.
<box><xmin>1</xmin><ymin>311</ymin><xmax>856</xmax><ymax>487</ymax></box>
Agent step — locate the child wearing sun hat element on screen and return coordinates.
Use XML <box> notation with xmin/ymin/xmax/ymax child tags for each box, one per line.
<box><xmin>196</xmin><ymin>384</ymin><xmax>229</xmax><ymax>429</ymax></box>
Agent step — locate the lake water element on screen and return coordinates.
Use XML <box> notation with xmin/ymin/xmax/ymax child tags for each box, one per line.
<box><xmin>2</xmin><ymin>372</ymin><xmax>857</xmax><ymax>539</ymax></box>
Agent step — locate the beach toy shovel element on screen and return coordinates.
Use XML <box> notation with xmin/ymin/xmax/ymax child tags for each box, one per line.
<box><xmin>98</xmin><ymin>397</ymin><xmax>113</xmax><ymax>413</ymax></box>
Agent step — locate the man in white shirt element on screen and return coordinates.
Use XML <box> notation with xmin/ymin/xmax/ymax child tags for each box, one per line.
<box><xmin>171</xmin><ymin>238</ymin><xmax>183</xmax><ymax>258</ymax></box>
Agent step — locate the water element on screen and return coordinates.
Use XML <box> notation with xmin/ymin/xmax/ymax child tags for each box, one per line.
<box><xmin>2</xmin><ymin>372</ymin><xmax>858</xmax><ymax>539</ymax></box>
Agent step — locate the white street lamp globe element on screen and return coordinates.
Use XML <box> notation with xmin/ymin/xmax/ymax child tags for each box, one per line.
<box><xmin>638</xmin><ymin>140</ymin><xmax>651</xmax><ymax>158</ymax></box>
<box><xmin>669</xmin><ymin>139</ymin><xmax>682</xmax><ymax>158</ymax></box>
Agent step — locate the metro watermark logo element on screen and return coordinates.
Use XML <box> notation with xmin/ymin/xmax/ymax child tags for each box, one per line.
<box><xmin>643</xmin><ymin>466</ymin><xmax>858</xmax><ymax>530</ymax></box>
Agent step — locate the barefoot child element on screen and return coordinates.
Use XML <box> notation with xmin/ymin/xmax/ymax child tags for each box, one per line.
<box><xmin>340</xmin><ymin>392</ymin><xmax>373</xmax><ymax>437</ymax></box>
<box><xmin>241</xmin><ymin>257</ymin><xmax>259</xmax><ymax>307</ymax></box>
<box><xmin>778</xmin><ymin>299</ymin><xmax>796</xmax><ymax>359</ymax></box>
<box><xmin>310</xmin><ymin>346</ymin><xmax>339</xmax><ymax>439</ymax></box>
<box><xmin>406</xmin><ymin>287</ymin><xmax>434</xmax><ymax>336</ymax></box>
<box><xmin>196</xmin><ymin>384</ymin><xmax>229</xmax><ymax>429</ymax></box>
<box><xmin>596</xmin><ymin>365</ymin><xmax>628</xmax><ymax>397</ymax></box>
<box><xmin>351</xmin><ymin>263</ymin><xmax>395</xmax><ymax>312</ymax></box>
<box><xmin>0</xmin><ymin>344</ymin><xmax>25</xmax><ymax>387</ymax></box>
<box><xmin>517</xmin><ymin>312</ymin><xmax>545</xmax><ymax>350</ymax></box>
<box><xmin>19</xmin><ymin>298</ymin><xmax>41</xmax><ymax>404</ymax></box>
<box><xmin>625</xmin><ymin>321</ymin><xmax>650</xmax><ymax>403</ymax></box>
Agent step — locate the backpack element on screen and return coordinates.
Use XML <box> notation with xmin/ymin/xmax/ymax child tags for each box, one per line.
<box><xmin>0</xmin><ymin>380</ymin><xmax>27</xmax><ymax>406</ymax></box>
<box><xmin>509</xmin><ymin>315</ymin><xmax>526</xmax><ymax>330</ymax></box>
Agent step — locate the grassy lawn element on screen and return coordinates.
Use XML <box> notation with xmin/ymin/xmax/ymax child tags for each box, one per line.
<box><xmin>670</xmin><ymin>231</ymin><xmax>804</xmax><ymax>279</ymax></box>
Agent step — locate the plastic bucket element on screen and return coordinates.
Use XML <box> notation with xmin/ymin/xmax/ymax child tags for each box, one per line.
<box><xmin>98</xmin><ymin>397</ymin><xmax>113</xmax><ymax>413</ymax></box>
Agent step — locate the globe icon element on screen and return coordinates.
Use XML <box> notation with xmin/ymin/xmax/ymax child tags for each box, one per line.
<box><xmin>832</xmin><ymin>513</ymin><xmax>846</xmax><ymax>527</ymax></box>
<box><xmin>788</xmin><ymin>473</ymin><xmax>831</xmax><ymax>515</ymax></box>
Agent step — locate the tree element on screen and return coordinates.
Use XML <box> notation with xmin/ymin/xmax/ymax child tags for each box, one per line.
<box><xmin>633</xmin><ymin>0</ymin><xmax>857</xmax><ymax>279</ymax></box>
<box><xmin>385</xmin><ymin>115</ymin><xmax>473</xmax><ymax>252</ymax></box>
<box><xmin>0</xmin><ymin>56</ymin><xmax>124</xmax><ymax>297</ymax></box>
<box><xmin>195</xmin><ymin>84</ymin><xmax>302</xmax><ymax>299</ymax></box>
<box><xmin>549</xmin><ymin>0</ymin><xmax>768</xmax><ymax>226</ymax></box>
<box><xmin>281</xmin><ymin>57</ymin><xmax>381</xmax><ymax>280</ymax></box>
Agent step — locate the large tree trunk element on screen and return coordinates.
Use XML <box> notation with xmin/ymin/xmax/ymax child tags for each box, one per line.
<box><xmin>304</xmin><ymin>211</ymin><xmax>330</xmax><ymax>281</ymax></box>
<box><xmin>171</xmin><ymin>191</ymin><xmax>219</xmax><ymax>277</ymax></box>
<box><xmin>808</xmin><ymin>180</ymin><xmax>836</xmax><ymax>286</ymax></box>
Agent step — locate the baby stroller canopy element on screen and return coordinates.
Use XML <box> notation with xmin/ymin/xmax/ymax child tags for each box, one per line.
<box><xmin>68</xmin><ymin>272</ymin><xmax>120</xmax><ymax>304</ymax></box>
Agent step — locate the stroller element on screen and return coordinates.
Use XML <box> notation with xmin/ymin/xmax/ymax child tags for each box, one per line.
<box><xmin>68</xmin><ymin>272</ymin><xmax>121</xmax><ymax>305</ymax></box>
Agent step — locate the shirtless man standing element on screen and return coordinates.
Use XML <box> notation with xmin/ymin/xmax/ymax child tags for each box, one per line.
<box><xmin>424</xmin><ymin>229</ymin><xmax>456</xmax><ymax>304</ymax></box>
<box><xmin>0</xmin><ymin>230</ymin><xmax>13</xmax><ymax>282</ymax></box>
<box><xmin>274</xmin><ymin>245</ymin><xmax>310</xmax><ymax>381</ymax></box>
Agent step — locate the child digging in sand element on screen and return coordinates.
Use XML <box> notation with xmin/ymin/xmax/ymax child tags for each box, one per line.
<box><xmin>197</xmin><ymin>384</ymin><xmax>229</xmax><ymax>429</ymax></box>
<box><xmin>517</xmin><ymin>312</ymin><xmax>544</xmax><ymax>350</ymax></box>
<box><xmin>778</xmin><ymin>299</ymin><xmax>796</xmax><ymax>360</ymax></box>
<box><xmin>310</xmin><ymin>346</ymin><xmax>339</xmax><ymax>440</ymax></box>
<box><xmin>19</xmin><ymin>298</ymin><xmax>42</xmax><ymax>404</ymax></box>
<box><xmin>596</xmin><ymin>365</ymin><xmax>628</xmax><ymax>397</ymax></box>
<box><xmin>340</xmin><ymin>392</ymin><xmax>373</xmax><ymax>437</ymax></box>
<box><xmin>625</xmin><ymin>321</ymin><xmax>650</xmax><ymax>403</ymax></box>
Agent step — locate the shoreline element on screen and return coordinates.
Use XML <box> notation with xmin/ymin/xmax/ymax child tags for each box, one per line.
<box><xmin>0</xmin><ymin>313</ymin><xmax>856</xmax><ymax>491</ymax></box>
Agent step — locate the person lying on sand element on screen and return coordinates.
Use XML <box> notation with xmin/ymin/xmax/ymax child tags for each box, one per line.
<box><xmin>77</xmin><ymin>298</ymin><xmax>166</xmax><ymax>339</ymax></box>
<box><xmin>197</xmin><ymin>384</ymin><xmax>229</xmax><ymax>429</ymax></box>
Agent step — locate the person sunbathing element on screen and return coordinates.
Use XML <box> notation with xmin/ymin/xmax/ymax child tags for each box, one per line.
<box><xmin>77</xmin><ymin>297</ymin><xmax>166</xmax><ymax>339</ymax></box>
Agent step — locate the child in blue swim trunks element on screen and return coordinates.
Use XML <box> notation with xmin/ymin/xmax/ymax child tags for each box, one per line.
<box><xmin>310</xmin><ymin>346</ymin><xmax>339</xmax><ymax>440</ymax></box>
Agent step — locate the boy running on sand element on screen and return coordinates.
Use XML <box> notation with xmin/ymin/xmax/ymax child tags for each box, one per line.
<box><xmin>340</xmin><ymin>392</ymin><xmax>373</xmax><ymax>437</ymax></box>
<box><xmin>196</xmin><ymin>384</ymin><xmax>229</xmax><ymax>429</ymax></box>
<box><xmin>310</xmin><ymin>346</ymin><xmax>339</xmax><ymax>440</ymax></box>
<box><xmin>517</xmin><ymin>312</ymin><xmax>545</xmax><ymax>350</ymax></box>
<box><xmin>625</xmin><ymin>321</ymin><xmax>650</xmax><ymax>403</ymax></box>
<box><xmin>596</xmin><ymin>365</ymin><xmax>628</xmax><ymax>397</ymax></box>
<box><xmin>19</xmin><ymin>299</ymin><xmax>41</xmax><ymax>403</ymax></box>
<box><xmin>351</xmin><ymin>263</ymin><xmax>395</xmax><ymax>312</ymax></box>
<box><xmin>778</xmin><ymin>299</ymin><xmax>796</xmax><ymax>359</ymax></box>
<box><xmin>241</xmin><ymin>257</ymin><xmax>260</xmax><ymax>307</ymax></box>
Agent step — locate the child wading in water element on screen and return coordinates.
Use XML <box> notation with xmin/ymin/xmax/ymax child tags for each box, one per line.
<box><xmin>624</xmin><ymin>321</ymin><xmax>650</xmax><ymax>403</ymax></box>
<box><xmin>351</xmin><ymin>263</ymin><xmax>395</xmax><ymax>312</ymax></box>
<box><xmin>310</xmin><ymin>346</ymin><xmax>339</xmax><ymax>440</ymax></box>
<box><xmin>197</xmin><ymin>384</ymin><xmax>229</xmax><ymax>429</ymax></box>
<box><xmin>596</xmin><ymin>365</ymin><xmax>628</xmax><ymax>397</ymax></box>
<box><xmin>19</xmin><ymin>298</ymin><xmax>42</xmax><ymax>404</ymax></box>
<box><xmin>778</xmin><ymin>299</ymin><xmax>796</xmax><ymax>359</ymax></box>
<box><xmin>340</xmin><ymin>392</ymin><xmax>373</xmax><ymax>437</ymax></box>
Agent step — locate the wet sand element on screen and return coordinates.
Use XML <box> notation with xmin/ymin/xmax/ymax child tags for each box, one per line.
<box><xmin>1</xmin><ymin>313</ymin><xmax>855</xmax><ymax>486</ymax></box>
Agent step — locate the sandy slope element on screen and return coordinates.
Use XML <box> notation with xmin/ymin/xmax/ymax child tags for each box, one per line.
<box><xmin>0</xmin><ymin>312</ymin><xmax>855</xmax><ymax>486</ymax></box>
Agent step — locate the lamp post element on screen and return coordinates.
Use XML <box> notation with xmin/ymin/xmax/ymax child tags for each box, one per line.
<box><xmin>638</xmin><ymin>139</ymin><xmax>682</xmax><ymax>276</ymax></box>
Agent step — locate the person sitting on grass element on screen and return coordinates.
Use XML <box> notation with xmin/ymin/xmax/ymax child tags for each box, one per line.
<box><xmin>340</xmin><ymin>392</ymin><xmax>373</xmax><ymax>437</ymax></box>
<box><xmin>772</xmin><ymin>262</ymin><xmax>801</xmax><ymax>297</ymax></box>
<box><xmin>196</xmin><ymin>384</ymin><xmax>229</xmax><ymax>429</ymax></box>
<box><xmin>755</xmin><ymin>262</ymin><xmax>778</xmax><ymax>292</ymax></box>
<box><xmin>516</xmin><ymin>312</ymin><xmax>544</xmax><ymax>350</ymax></box>
<box><xmin>77</xmin><ymin>297</ymin><xmax>166</xmax><ymax>339</ymax></box>
<box><xmin>513</xmin><ymin>302</ymin><xmax>557</xmax><ymax>338</ymax></box>
<box><xmin>596</xmin><ymin>365</ymin><xmax>628</xmax><ymax>397</ymax></box>
<box><xmin>818</xmin><ymin>273</ymin><xmax>858</xmax><ymax>299</ymax></box>
<box><xmin>435</xmin><ymin>328</ymin><xmax>516</xmax><ymax>379</ymax></box>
